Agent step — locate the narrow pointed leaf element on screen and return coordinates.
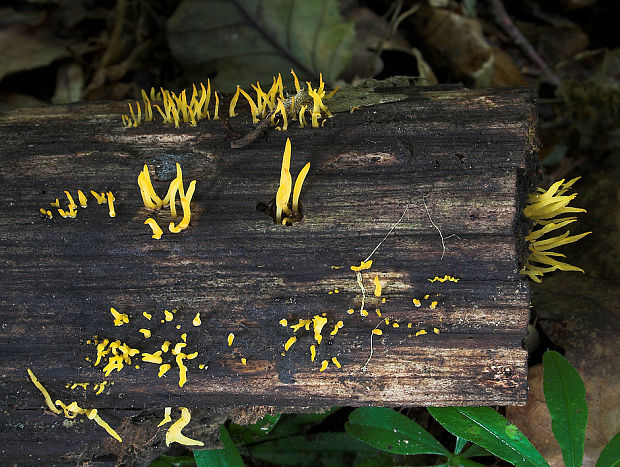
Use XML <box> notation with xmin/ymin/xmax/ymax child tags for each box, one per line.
<box><xmin>543</xmin><ymin>351</ymin><xmax>588</xmax><ymax>467</ymax></box>
<box><xmin>596</xmin><ymin>432</ymin><xmax>620</xmax><ymax>467</ymax></box>
<box><xmin>345</xmin><ymin>407</ymin><xmax>450</xmax><ymax>456</ymax></box>
<box><xmin>428</xmin><ymin>407</ymin><xmax>549</xmax><ymax>467</ymax></box>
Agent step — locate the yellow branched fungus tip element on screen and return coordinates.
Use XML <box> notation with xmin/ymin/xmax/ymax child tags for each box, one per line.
<box><xmin>351</xmin><ymin>260</ymin><xmax>372</xmax><ymax>272</ymax></box>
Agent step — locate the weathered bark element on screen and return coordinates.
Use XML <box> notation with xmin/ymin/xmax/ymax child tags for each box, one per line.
<box><xmin>0</xmin><ymin>81</ymin><xmax>540</xmax><ymax>464</ymax></box>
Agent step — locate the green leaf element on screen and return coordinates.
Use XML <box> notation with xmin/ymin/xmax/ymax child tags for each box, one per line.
<box><xmin>194</xmin><ymin>425</ymin><xmax>244</xmax><ymax>467</ymax></box>
<box><xmin>268</xmin><ymin>408</ymin><xmax>340</xmax><ymax>437</ymax></box>
<box><xmin>454</xmin><ymin>436</ymin><xmax>468</xmax><ymax>454</ymax></box>
<box><xmin>461</xmin><ymin>443</ymin><xmax>492</xmax><ymax>458</ymax></box>
<box><xmin>353</xmin><ymin>454</ymin><xmax>394</xmax><ymax>467</ymax></box>
<box><xmin>596</xmin><ymin>432</ymin><xmax>620</xmax><ymax>467</ymax></box>
<box><xmin>149</xmin><ymin>455</ymin><xmax>197</xmax><ymax>467</ymax></box>
<box><xmin>228</xmin><ymin>413</ymin><xmax>281</xmax><ymax>445</ymax></box>
<box><xmin>449</xmin><ymin>457</ymin><xmax>489</xmax><ymax>467</ymax></box>
<box><xmin>243</xmin><ymin>432</ymin><xmax>380</xmax><ymax>467</ymax></box>
<box><xmin>345</xmin><ymin>407</ymin><xmax>450</xmax><ymax>456</ymax></box>
<box><xmin>167</xmin><ymin>0</ymin><xmax>355</xmax><ymax>91</ymax></box>
<box><xmin>543</xmin><ymin>351</ymin><xmax>588</xmax><ymax>467</ymax></box>
<box><xmin>428</xmin><ymin>407</ymin><xmax>549</xmax><ymax>467</ymax></box>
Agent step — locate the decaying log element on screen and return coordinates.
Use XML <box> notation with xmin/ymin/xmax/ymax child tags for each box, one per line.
<box><xmin>0</xmin><ymin>80</ymin><xmax>540</xmax><ymax>464</ymax></box>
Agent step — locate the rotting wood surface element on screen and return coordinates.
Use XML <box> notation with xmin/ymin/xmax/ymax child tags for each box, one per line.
<box><xmin>0</xmin><ymin>83</ymin><xmax>540</xmax><ymax>463</ymax></box>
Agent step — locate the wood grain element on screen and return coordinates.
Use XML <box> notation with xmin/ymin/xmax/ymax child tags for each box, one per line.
<box><xmin>0</xmin><ymin>84</ymin><xmax>540</xmax><ymax>463</ymax></box>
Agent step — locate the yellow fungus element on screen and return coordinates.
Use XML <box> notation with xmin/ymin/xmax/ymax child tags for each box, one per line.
<box><xmin>229</xmin><ymin>85</ymin><xmax>241</xmax><ymax>117</ymax></box>
<box><xmin>373</xmin><ymin>276</ymin><xmax>382</xmax><ymax>297</ymax></box>
<box><xmin>57</xmin><ymin>208</ymin><xmax>69</xmax><ymax>218</ymax></box>
<box><xmin>299</xmin><ymin>104</ymin><xmax>308</xmax><ymax>127</ymax></box>
<box><xmin>227</xmin><ymin>333</ymin><xmax>235</xmax><ymax>346</ymax></box>
<box><xmin>164</xmin><ymin>310</ymin><xmax>174</xmax><ymax>321</ymax></box>
<box><xmin>375</xmin><ymin>309</ymin><xmax>382</xmax><ymax>317</ymax></box>
<box><xmin>198</xmin><ymin>364</ymin><xmax>205</xmax><ymax>369</ymax></box>
<box><xmin>360</xmin><ymin>309</ymin><xmax>368</xmax><ymax>317</ymax></box>
<box><xmin>165</xmin><ymin>407</ymin><xmax>204</xmax><ymax>447</ymax></box>
<box><xmin>351</xmin><ymin>260</ymin><xmax>372</xmax><ymax>272</ymax></box>
<box><xmin>424</xmin><ymin>294</ymin><xmax>430</xmax><ymax>299</ymax></box>
<box><xmin>143</xmin><ymin>218</ymin><xmax>163</xmax><ymax>239</ymax></box>
<box><xmin>176</xmin><ymin>354</ymin><xmax>189</xmax><ymax>387</ymax></box>
<box><xmin>291</xmin><ymin>68</ymin><xmax>301</xmax><ymax>93</ymax></box>
<box><xmin>292</xmin><ymin>162</ymin><xmax>310</xmax><ymax>215</ymax></box>
<box><xmin>392</xmin><ymin>323</ymin><xmax>399</xmax><ymax>328</ymax></box>
<box><xmin>77</xmin><ymin>190</ymin><xmax>88</xmax><ymax>208</ymax></box>
<box><xmin>384</xmin><ymin>318</ymin><xmax>390</xmax><ymax>325</ymax></box>
<box><xmin>428</xmin><ymin>275</ymin><xmax>460</xmax><ymax>283</ymax></box>
<box><xmin>27</xmin><ymin>369</ymin><xmax>62</xmax><ymax>414</ymax></box>
<box><xmin>310</xmin><ymin>344</ymin><xmax>316</xmax><ymax>362</ymax></box>
<box><xmin>161</xmin><ymin>341</ymin><xmax>171</xmax><ymax>353</ymax></box>
<box><xmin>90</xmin><ymin>190</ymin><xmax>106</xmax><ymax>204</ymax></box>
<box><xmin>50</xmin><ymin>198</ymin><xmax>60</xmax><ymax>208</ymax></box>
<box><xmin>413</xmin><ymin>298</ymin><xmax>421</xmax><ymax>307</ymax></box>
<box><xmin>169</xmin><ymin>197</ymin><xmax>191</xmax><ymax>233</ymax></box>
<box><xmin>213</xmin><ymin>91</ymin><xmax>220</xmax><ymax>120</ymax></box>
<box><xmin>430</xmin><ymin>301</ymin><xmax>438</xmax><ymax>309</ymax></box>
<box><xmin>159</xmin><ymin>364</ymin><xmax>171</xmax><ymax>377</ymax></box>
<box><xmin>284</xmin><ymin>336</ymin><xmax>297</xmax><ymax>351</ymax></box>
<box><xmin>331</xmin><ymin>357</ymin><xmax>341</xmax><ymax>368</ymax></box>
<box><xmin>382</xmin><ymin>298</ymin><xmax>386</xmax><ymax>303</ymax></box>
<box><xmin>64</xmin><ymin>190</ymin><xmax>76</xmax><ymax>209</ymax></box>
<box><xmin>433</xmin><ymin>328</ymin><xmax>440</xmax><ymax>334</ymax></box>
<box><xmin>143</xmin><ymin>312</ymin><xmax>152</xmax><ymax>320</ymax></box>
<box><xmin>94</xmin><ymin>339</ymin><xmax>110</xmax><ymax>366</ymax></box>
<box><xmin>94</xmin><ymin>381</ymin><xmax>108</xmax><ymax>395</ymax></box>
<box><xmin>372</xmin><ymin>329</ymin><xmax>383</xmax><ymax>336</ymax></box>
<box><xmin>237</xmin><ymin>87</ymin><xmax>259</xmax><ymax>123</ymax></box>
<box><xmin>173</xmin><ymin>342</ymin><xmax>187</xmax><ymax>355</ymax></box>
<box><xmin>415</xmin><ymin>330</ymin><xmax>427</xmax><ymax>336</ymax></box>
<box><xmin>350</xmin><ymin>106</ymin><xmax>360</xmax><ymax>113</ymax></box>
<box><xmin>330</xmin><ymin>321</ymin><xmax>344</xmax><ymax>335</ymax></box>
<box><xmin>110</xmin><ymin>307</ymin><xmax>129</xmax><ymax>326</ymax></box>
<box><xmin>408</xmin><ymin>323</ymin><xmax>412</xmax><ymax>328</ymax></box>
<box><xmin>347</xmin><ymin>308</ymin><xmax>354</xmax><ymax>315</ymax></box>
<box><xmin>158</xmin><ymin>407</ymin><xmax>173</xmax><ymax>427</ymax></box>
<box><xmin>290</xmin><ymin>318</ymin><xmax>311</xmax><ymax>332</ymax></box>
<box><xmin>142</xmin><ymin>351</ymin><xmax>163</xmax><ymax>364</ymax></box>
<box><xmin>181</xmin><ymin>333</ymin><xmax>187</xmax><ymax>342</ymax></box>
<box><xmin>279</xmin><ymin>319</ymin><xmax>288</xmax><ymax>327</ymax></box>
<box><xmin>139</xmin><ymin>328</ymin><xmax>151</xmax><ymax>338</ymax></box>
<box><xmin>319</xmin><ymin>360</ymin><xmax>329</xmax><ymax>372</ymax></box>
<box><xmin>106</xmin><ymin>191</ymin><xmax>116</xmax><ymax>217</ymax></box>
<box><xmin>312</xmin><ymin>315</ymin><xmax>327</xmax><ymax>344</ymax></box>
<box><xmin>138</xmin><ymin>175</ymin><xmax>158</xmax><ymax>210</ymax></box>
<box><xmin>275</xmin><ymin>139</ymin><xmax>293</xmax><ymax>224</ymax></box>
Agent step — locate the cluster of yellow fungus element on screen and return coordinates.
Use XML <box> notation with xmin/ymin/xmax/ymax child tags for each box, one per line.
<box><xmin>138</xmin><ymin>163</ymin><xmax>197</xmax><ymax>239</ymax></box>
<box><xmin>274</xmin><ymin>138</ymin><xmax>311</xmax><ymax>225</ymax></box>
<box><xmin>40</xmin><ymin>189</ymin><xmax>116</xmax><ymax>219</ymax></box>
<box><xmin>122</xmin><ymin>83</ymin><xmax>218</xmax><ymax>128</ymax></box>
<box><xmin>27</xmin><ymin>369</ymin><xmax>122</xmax><ymax>442</ymax></box>
<box><xmin>160</xmin><ymin>407</ymin><xmax>204</xmax><ymax>447</ymax></box>
<box><xmin>91</xmin><ymin>338</ymin><xmax>140</xmax><ymax>377</ymax></box>
<box><xmin>122</xmin><ymin>69</ymin><xmax>336</xmax><ymax>130</ymax></box>
<box><xmin>521</xmin><ymin>177</ymin><xmax>591</xmax><ymax>282</ymax></box>
<box><xmin>281</xmin><ymin>314</ymin><xmax>342</xmax><ymax>371</ymax></box>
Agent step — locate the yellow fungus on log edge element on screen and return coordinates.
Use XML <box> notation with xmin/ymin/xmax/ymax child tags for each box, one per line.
<box><xmin>331</xmin><ymin>357</ymin><xmax>341</xmax><ymax>368</ymax></box>
<box><xmin>351</xmin><ymin>260</ymin><xmax>372</xmax><ymax>272</ymax></box>
<box><xmin>27</xmin><ymin>369</ymin><xmax>62</xmax><ymax>414</ymax></box>
<box><xmin>415</xmin><ymin>330</ymin><xmax>427</xmax><ymax>336</ymax></box>
<box><xmin>284</xmin><ymin>336</ymin><xmax>297</xmax><ymax>351</ymax></box>
<box><xmin>310</xmin><ymin>344</ymin><xmax>316</xmax><ymax>362</ymax></box>
<box><xmin>165</xmin><ymin>407</ymin><xmax>204</xmax><ymax>447</ymax></box>
<box><xmin>241</xmin><ymin>358</ymin><xmax>247</xmax><ymax>365</ymax></box>
<box><xmin>158</xmin><ymin>407</ymin><xmax>172</xmax><ymax>427</ymax></box>
<box><xmin>144</xmin><ymin>218</ymin><xmax>163</xmax><ymax>239</ymax></box>
<box><xmin>78</xmin><ymin>190</ymin><xmax>88</xmax><ymax>208</ymax></box>
<box><xmin>372</xmin><ymin>329</ymin><xmax>383</xmax><ymax>336</ymax></box>
<box><xmin>164</xmin><ymin>310</ymin><xmax>174</xmax><ymax>321</ymax></box>
<box><xmin>319</xmin><ymin>360</ymin><xmax>329</xmax><ymax>372</ymax></box>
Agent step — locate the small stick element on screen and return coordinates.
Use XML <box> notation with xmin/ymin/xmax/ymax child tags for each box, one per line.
<box><xmin>423</xmin><ymin>197</ymin><xmax>446</xmax><ymax>259</ymax></box>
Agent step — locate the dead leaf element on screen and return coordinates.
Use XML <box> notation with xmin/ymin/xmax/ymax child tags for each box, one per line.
<box><xmin>167</xmin><ymin>0</ymin><xmax>355</xmax><ymax>90</ymax></box>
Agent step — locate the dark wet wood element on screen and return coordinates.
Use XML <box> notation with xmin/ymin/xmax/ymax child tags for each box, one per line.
<box><xmin>0</xmin><ymin>84</ymin><xmax>540</xmax><ymax>464</ymax></box>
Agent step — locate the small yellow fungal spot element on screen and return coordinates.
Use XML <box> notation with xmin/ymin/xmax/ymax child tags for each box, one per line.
<box><xmin>331</xmin><ymin>357</ymin><xmax>341</xmax><ymax>368</ymax></box>
<box><xmin>110</xmin><ymin>308</ymin><xmax>129</xmax><ymax>326</ymax></box>
<box><xmin>143</xmin><ymin>312</ymin><xmax>152</xmax><ymax>320</ymax></box>
<box><xmin>78</xmin><ymin>190</ymin><xmax>88</xmax><ymax>208</ymax></box>
<box><xmin>382</xmin><ymin>298</ymin><xmax>386</xmax><ymax>303</ymax></box>
<box><xmin>192</xmin><ymin>313</ymin><xmax>201</xmax><ymax>326</ymax></box>
<box><xmin>181</xmin><ymin>333</ymin><xmax>187</xmax><ymax>342</ymax></box>
<box><xmin>90</xmin><ymin>191</ymin><xmax>106</xmax><ymax>204</ymax></box>
<box><xmin>310</xmin><ymin>344</ymin><xmax>316</xmax><ymax>362</ymax></box>
<box><xmin>372</xmin><ymin>329</ymin><xmax>383</xmax><ymax>336</ymax></box>
<box><xmin>384</xmin><ymin>318</ymin><xmax>390</xmax><ymax>325</ymax></box>
<box><xmin>158</xmin><ymin>407</ymin><xmax>172</xmax><ymax>427</ymax></box>
<box><xmin>165</xmin><ymin>407</ymin><xmax>204</xmax><ymax>447</ymax></box>
<box><xmin>159</xmin><ymin>364</ymin><xmax>171</xmax><ymax>377</ymax></box>
<box><xmin>351</xmin><ymin>260</ymin><xmax>372</xmax><ymax>272</ymax></box>
<box><xmin>50</xmin><ymin>198</ymin><xmax>60</xmax><ymax>208</ymax></box>
<box><xmin>227</xmin><ymin>333</ymin><xmax>235</xmax><ymax>347</ymax></box>
<box><xmin>392</xmin><ymin>323</ymin><xmax>399</xmax><ymax>328</ymax></box>
<box><xmin>413</xmin><ymin>298</ymin><xmax>421</xmax><ymax>307</ymax></box>
<box><xmin>434</xmin><ymin>328</ymin><xmax>440</xmax><ymax>334</ymax></box>
<box><xmin>416</xmin><ymin>330</ymin><xmax>427</xmax><ymax>336</ymax></box>
<box><xmin>64</xmin><ymin>191</ymin><xmax>76</xmax><ymax>209</ymax></box>
<box><xmin>164</xmin><ymin>310</ymin><xmax>174</xmax><ymax>321</ymax></box>
<box><xmin>408</xmin><ymin>323</ymin><xmax>412</xmax><ymax>328</ymax></box>
<box><xmin>347</xmin><ymin>308</ymin><xmax>354</xmax><ymax>314</ymax></box>
<box><xmin>330</xmin><ymin>321</ymin><xmax>344</xmax><ymax>335</ymax></box>
<box><xmin>428</xmin><ymin>275</ymin><xmax>460</xmax><ymax>283</ymax></box>
<box><xmin>373</xmin><ymin>275</ymin><xmax>382</xmax><ymax>297</ymax></box>
<box><xmin>360</xmin><ymin>309</ymin><xmax>368</xmax><ymax>317</ymax></box>
<box><xmin>328</xmin><ymin>291</ymin><xmax>333</xmax><ymax>295</ymax></box>
<box><xmin>161</xmin><ymin>341</ymin><xmax>171</xmax><ymax>353</ymax></box>
<box><xmin>312</xmin><ymin>315</ymin><xmax>327</xmax><ymax>344</ymax></box>
<box><xmin>281</xmin><ymin>352</ymin><xmax>286</xmax><ymax>356</ymax></box>
<box><xmin>106</xmin><ymin>192</ymin><xmax>116</xmax><ymax>217</ymax></box>
<box><xmin>142</xmin><ymin>351</ymin><xmax>163</xmax><ymax>364</ymax></box>
<box><xmin>330</xmin><ymin>265</ymin><xmax>342</xmax><ymax>269</ymax></box>
<box><xmin>424</xmin><ymin>294</ymin><xmax>430</xmax><ymax>299</ymax></box>
<box><xmin>175</xmin><ymin>324</ymin><xmax>181</xmax><ymax>330</ymax></box>
<box><xmin>290</xmin><ymin>319</ymin><xmax>312</xmax><ymax>332</ymax></box>
<box><xmin>27</xmin><ymin>369</ymin><xmax>63</xmax><ymax>414</ymax></box>
<box><xmin>319</xmin><ymin>360</ymin><xmax>329</xmax><ymax>372</ymax></box>
<box><xmin>284</xmin><ymin>336</ymin><xmax>297</xmax><ymax>351</ymax></box>
<box><xmin>173</xmin><ymin>342</ymin><xmax>187</xmax><ymax>355</ymax></box>
<box><xmin>198</xmin><ymin>364</ymin><xmax>205</xmax><ymax>369</ymax></box>
<box><xmin>334</xmin><ymin>289</ymin><xmax>339</xmax><ymax>293</ymax></box>
<box><xmin>144</xmin><ymin>218</ymin><xmax>163</xmax><ymax>239</ymax></box>
<box><xmin>430</xmin><ymin>301</ymin><xmax>438</xmax><ymax>309</ymax></box>
<box><xmin>176</xmin><ymin>353</ymin><xmax>189</xmax><ymax>387</ymax></box>
<box><xmin>375</xmin><ymin>309</ymin><xmax>382</xmax><ymax>317</ymax></box>
<box><xmin>139</xmin><ymin>328</ymin><xmax>151</xmax><ymax>338</ymax></box>
<box><xmin>279</xmin><ymin>319</ymin><xmax>288</xmax><ymax>327</ymax></box>
<box><xmin>135</xmin><ymin>365</ymin><xmax>140</xmax><ymax>369</ymax></box>
<box><xmin>94</xmin><ymin>381</ymin><xmax>108</xmax><ymax>395</ymax></box>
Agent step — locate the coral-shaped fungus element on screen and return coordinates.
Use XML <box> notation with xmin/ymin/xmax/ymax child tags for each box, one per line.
<box><xmin>521</xmin><ymin>177</ymin><xmax>591</xmax><ymax>282</ymax></box>
<box><xmin>274</xmin><ymin>138</ymin><xmax>310</xmax><ymax>225</ymax></box>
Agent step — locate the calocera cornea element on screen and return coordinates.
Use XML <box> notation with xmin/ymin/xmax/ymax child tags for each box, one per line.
<box><xmin>144</xmin><ymin>218</ymin><xmax>163</xmax><ymax>239</ymax></box>
<box><xmin>106</xmin><ymin>192</ymin><xmax>116</xmax><ymax>217</ymax></box>
<box><xmin>165</xmin><ymin>407</ymin><xmax>204</xmax><ymax>447</ymax></box>
<box><xmin>274</xmin><ymin>138</ymin><xmax>310</xmax><ymax>225</ymax></box>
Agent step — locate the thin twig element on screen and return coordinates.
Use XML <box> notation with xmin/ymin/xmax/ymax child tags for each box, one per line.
<box><xmin>364</xmin><ymin>204</ymin><xmax>410</xmax><ymax>263</ymax></box>
<box><xmin>488</xmin><ymin>0</ymin><xmax>561</xmax><ymax>87</ymax></box>
<box><xmin>361</xmin><ymin>321</ymin><xmax>383</xmax><ymax>372</ymax></box>
<box><xmin>422</xmin><ymin>197</ymin><xmax>446</xmax><ymax>259</ymax></box>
